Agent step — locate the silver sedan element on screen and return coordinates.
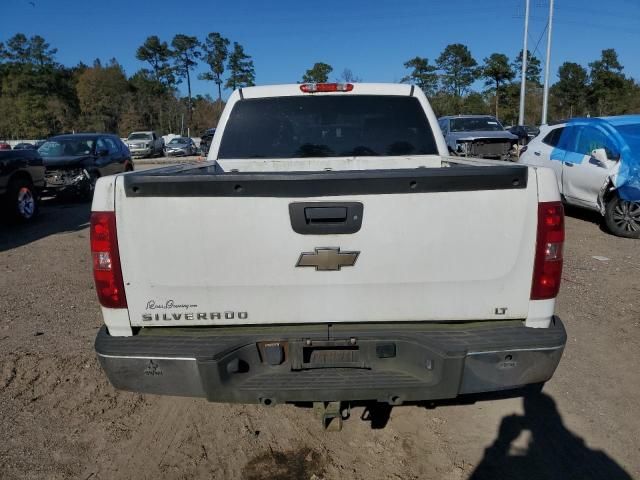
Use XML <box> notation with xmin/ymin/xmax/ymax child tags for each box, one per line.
<box><xmin>164</xmin><ymin>137</ymin><xmax>198</xmax><ymax>157</ymax></box>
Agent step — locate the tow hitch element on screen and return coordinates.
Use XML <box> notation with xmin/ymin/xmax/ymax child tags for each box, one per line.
<box><xmin>313</xmin><ymin>401</ymin><xmax>350</xmax><ymax>431</ymax></box>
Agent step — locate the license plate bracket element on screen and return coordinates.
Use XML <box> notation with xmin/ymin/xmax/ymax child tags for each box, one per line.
<box><xmin>290</xmin><ymin>340</ymin><xmax>368</xmax><ymax>370</ymax></box>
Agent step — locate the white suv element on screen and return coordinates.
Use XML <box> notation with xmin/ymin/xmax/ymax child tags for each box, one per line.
<box><xmin>519</xmin><ymin>117</ymin><xmax>640</xmax><ymax>238</ymax></box>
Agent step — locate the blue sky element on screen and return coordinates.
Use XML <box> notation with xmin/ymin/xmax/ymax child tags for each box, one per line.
<box><xmin>3</xmin><ymin>0</ymin><xmax>639</xmax><ymax>99</ymax></box>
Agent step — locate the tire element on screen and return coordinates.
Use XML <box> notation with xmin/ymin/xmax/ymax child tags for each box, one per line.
<box><xmin>604</xmin><ymin>194</ymin><xmax>640</xmax><ymax>239</ymax></box>
<box><xmin>5</xmin><ymin>177</ymin><xmax>38</xmax><ymax>223</ymax></box>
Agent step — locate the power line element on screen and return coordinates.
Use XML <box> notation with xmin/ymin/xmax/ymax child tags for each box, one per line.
<box><xmin>530</xmin><ymin>22</ymin><xmax>549</xmax><ymax>60</ymax></box>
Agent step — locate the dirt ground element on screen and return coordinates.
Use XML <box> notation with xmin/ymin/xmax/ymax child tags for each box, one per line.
<box><xmin>1</xmin><ymin>197</ymin><xmax>638</xmax><ymax>480</ymax></box>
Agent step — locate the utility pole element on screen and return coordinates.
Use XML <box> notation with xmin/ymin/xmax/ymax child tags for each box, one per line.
<box><xmin>542</xmin><ymin>0</ymin><xmax>555</xmax><ymax>124</ymax></box>
<box><xmin>518</xmin><ymin>0</ymin><xmax>530</xmax><ymax>126</ymax></box>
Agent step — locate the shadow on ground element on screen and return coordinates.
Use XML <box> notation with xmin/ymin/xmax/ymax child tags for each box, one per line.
<box><xmin>468</xmin><ymin>391</ymin><xmax>632</xmax><ymax>480</ymax></box>
<box><xmin>563</xmin><ymin>203</ymin><xmax>611</xmax><ymax>233</ymax></box>
<box><xmin>563</xmin><ymin>204</ymin><xmax>602</xmax><ymax>226</ymax></box>
<box><xmin>0</xmin><ymin>197</ymin><xmax>90</xmax><ymax>252</ymax></box>
<box><xmin>342</xmin><ymin>388</ymin><xmax>631</xmax><ymax>479</ymax></box>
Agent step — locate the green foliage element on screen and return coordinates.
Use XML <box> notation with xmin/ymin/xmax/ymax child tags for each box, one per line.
<box><xmin>0</xmin><ymin>32</ymin><xmax>229</xmax><ymax>140</ymax></box>
<box><xmin>482</xmin><ymin>53</ymin><xmax>515</xmax><ymax>88</ymax></box>
<box><xmin>171</xmin><ymin>35</ymin><xmax>201</xmax><ymax>77</ymax></box>
<box><xmin>401</xmin><ymin>57</ymin><xmax>438</xmax><ymax>96</ymax></box>
<box><xmin>588</xmin><ymin>48</ymin><xmax>629</xmax><ymax>116</ymax></box>
<box><xmin>302</xmin><ymin>62</ymin><xmax>333</xmax><ymax>83</ymax></box>
<box><xmin>28</xmin><ymin>35</ymin><xmax>58</xmax><ymax>67</ymax></box>
<box><xmin>0</xmin><ymin>33</ymin><xmax>57</xmax><ymax>66</ymax></box>
<box><xmin>3</xmin><ymin>34</ymin><xmax>30</xmax><ymax>63</ymax></box>
<box><xmin>0</xmin><ymin>39</ymin><xmax>77</xmax><ymax>138</ymax></box>
<box><xmin>135</xmin><ymin>35</ymin><xmax>174</xmax><ymax>86</ymax></box>
<box><xmin>225</xmin><ymin>42</ymin><xmax>255</xmax><ymax>90</ymax></box>
<box><xmin>3</xmin><ymin>32</ymin><xmax>640</xmax><ymax>141</ymax></box>
<box><xmin>191</xmin><ymin>94</ymin><xmax>222</xmax><ymax>134</ymax></box>
<box><xmin>551</xmin><ymin>62</ymin><xmax>589</xmax><ymax>118</ymax></box>
<box><xmin>199</xmin><ymin>33</ymin><xmax>230</xmax><ymax>102</ymax></box>
<box><xmin>436</xmin><ymin>44</ymin><xmax>479</xmax><ymax>97</ymax></box>
<box><xmin>513</xmin><ymin>50</ymin><xmax>542</xmax><ymax>85</ymax></box>
<box><xmin>482</xmin><ymin>53</ymin><xmax>515</xmax><ymax>119</ymax></box>
<box><xmin>462</xmin><ymin>92</ymin><xmax>491</xmax><ymax>115</ymax></box>
<box><xmin>75</xmin><ymin>60</ymin><xmax>131</xmax><ymax>132</ymax></box>
<box><xmin>171</xmin><ymin>34</ymin><xmax>201</xmax><ymax>119</ymax></box>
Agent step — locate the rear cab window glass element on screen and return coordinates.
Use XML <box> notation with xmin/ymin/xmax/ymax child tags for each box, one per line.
<box><xmin>218</xmin><ymin>95</ymin><xmax>439</xmax><ymax>159</ymax></box>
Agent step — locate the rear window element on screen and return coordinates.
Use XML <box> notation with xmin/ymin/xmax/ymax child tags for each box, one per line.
<box><xmin>450</xmin><ymin>117</ymin><xmax>504</xmax><ymax>132</ymax></box>
<box><xmin>218</xmin><ymin>95</ymin><xmax>438</xmax><ymax>159</ymax></box>
<box><xmin>128</xmin><ymin>133</ymin><xmax>152</xmax><ymax>140</ymax></box>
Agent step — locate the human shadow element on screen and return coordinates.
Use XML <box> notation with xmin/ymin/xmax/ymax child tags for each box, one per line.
<box><xmin>469</xmin><ymin>391</ymin><xmax>632</xmax><ymax>480</ymax></box>
<box><xmin>0</xmin><ymin>197</ymin><xmax>90</xmax><ymax>252</ymax></box>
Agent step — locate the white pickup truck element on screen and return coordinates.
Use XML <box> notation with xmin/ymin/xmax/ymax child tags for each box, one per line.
<box><xmin>92</xmin><ymin>83</ymin><xmax>566</xmax><ymax>418</ymax></box>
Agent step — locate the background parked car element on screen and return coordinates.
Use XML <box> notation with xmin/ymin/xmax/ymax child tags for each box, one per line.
<box><xmin>199</xmin><ymin>128</ymin><xmax>216</xmax><ymax>156</ymax></box>
<box><xmin>519</xmin><ymin>116</ymin><xmax>640</xmax><ymax>238</ymax></box>
<box><xmin>38</xmin><ymin>133</ymin><xmax>133</xmax><ymax>198</ymax></box>
<box><xmin>13</xmin><ymin>142</ymin><xmax>37</xmax><ymax>150</ymax></box>
<box><xmin>0</xmin><ymin>142</ymin><xmax>11</xmax><ymax>150</ymax></box>
<box><xmin>438</xmin><ymin>115</ymin><xmax>518</xmax><ymax>160</ymax></box>
<box><xmin>164</xmin><ymin>137</ymin><xmax>197</xmax><ymax>156</ymax></box>
<box><xmin>126</xmin><ymin>131</ymin><xmax>164</xmax><ymax>158</ymax></box>
<box><xmin>509</xmin><ymin>125</ymin><xmax>540</xmax><ymax>145</ymax></box>
<box><xmin>0</xmin><ymin>148</ymin><xmax>45</xmax><ymax>222</ymax></box>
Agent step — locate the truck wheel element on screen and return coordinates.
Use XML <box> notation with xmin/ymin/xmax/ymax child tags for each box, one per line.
<box><xmin>6</xmin><ymin>177</ymin><xmax>38</xmax><ymax>222</ymax></box>
<box><xmin>604</xmin><ymin>195</ymin><xmax>640</xmax><ymax>238</ymax></box>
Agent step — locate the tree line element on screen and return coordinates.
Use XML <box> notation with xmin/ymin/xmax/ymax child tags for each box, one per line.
<box><xmin>0</xmin><ymin>32</ymin><xmax>255</xmax><ymax>139</ymax></box>
<box><xmin>399</xmin><ymin>44</ymin><xmax>640</xmax><ymax>125</ymax></box>
<box><xmin>1</xmin><ymin>33</ymin><xmax>639</xmax><ymax>140</ymax></box>
<box><xmin>302</xmin><ymin>45</ymin><xmax>640</xmax><ymax>126</ymax></box>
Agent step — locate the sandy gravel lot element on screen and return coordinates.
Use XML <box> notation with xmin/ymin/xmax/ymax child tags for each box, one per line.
<box><xmin>1</xmin><ymin>194</ymin><xmax>638</xmax><ymax>479</ymax></box>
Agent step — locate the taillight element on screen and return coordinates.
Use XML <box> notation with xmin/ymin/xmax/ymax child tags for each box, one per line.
<box><xmin>90</xmin><ymin>211</ymin><xmax>127</xmax><ymax>308</ymax></box>
<box><xmin>531</xmin><ymin>202</ymin><xmax>564</xmax><ymax>300</ymax></box>
<box><xmin>300</xmin><ymin>83</ymin><xmax>354</xmax><ymax>93</ymax></box>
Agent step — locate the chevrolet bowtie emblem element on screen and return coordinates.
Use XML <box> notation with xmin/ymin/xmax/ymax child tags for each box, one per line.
<box><xmin>296</xmin><ymin>247</ymin><xmax>360</xmax><ymax>271</ymax></box>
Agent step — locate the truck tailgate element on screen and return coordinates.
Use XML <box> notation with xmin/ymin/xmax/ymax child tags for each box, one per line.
<box><xmin>115</xmin><ymin>165</ymin><xmax>538</xmax><ymax>327</ymax></box>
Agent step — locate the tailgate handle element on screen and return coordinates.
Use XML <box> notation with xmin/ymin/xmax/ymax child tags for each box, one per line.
<box><xmin>290</xmin><ymin>202</ymin><xmax>363</xmax><ymax>235</ymax></box>
<box><xmin>305</xmin><ymin>207</ymin><xmax>347</xmax><ymax>224</ymax></box>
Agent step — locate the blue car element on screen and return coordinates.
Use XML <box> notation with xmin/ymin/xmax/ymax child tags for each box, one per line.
<box><xmin>519</xmin><ymin>115</ymin><xmax>640</xmax><ymax>238</ymax></box>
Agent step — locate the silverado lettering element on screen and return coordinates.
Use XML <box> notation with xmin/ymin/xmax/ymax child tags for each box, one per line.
<box><xmin>141</xmin><ymin>312</ymin><xmax>248</xmax><ymax>321</ymax></box>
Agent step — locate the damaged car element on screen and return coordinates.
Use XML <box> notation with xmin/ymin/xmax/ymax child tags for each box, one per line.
<box><xmin>519</xmin><ymin>116</ymin><xmax>640</xmax><ymax>238</ymax></box>
<box><xmin>38</xmin><ymin>133</ymin><xmax>133</xmax><ymax>198</ymax></box>
<box><xmin>439</xmin><ymin>115</ymin><xmax>518</xmax><ymax>160</ymax></box>
<box><xmin>164</xmin><ymin>137</ymin><xmax>198</xmax><ymax>157</ymax></box>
